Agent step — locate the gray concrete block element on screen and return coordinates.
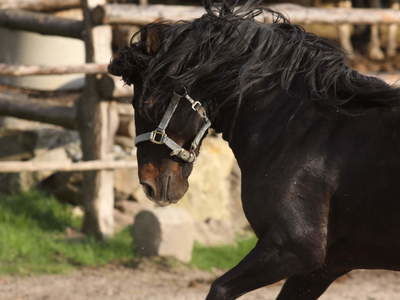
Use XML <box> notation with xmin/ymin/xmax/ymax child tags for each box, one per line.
<box><xmin>133</xmin><ymin>207</ymin><xmax>195</xmax><ymax>263</ymax></box>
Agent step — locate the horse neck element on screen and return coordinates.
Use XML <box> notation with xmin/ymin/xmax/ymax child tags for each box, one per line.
<box><xmin>214</xmin><ymin>88</ymin><xmax>312</xmax><ymax>172</ymax></box>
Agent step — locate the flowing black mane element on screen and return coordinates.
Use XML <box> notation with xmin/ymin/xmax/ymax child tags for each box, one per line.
<box><xmin>109</xmin><ymin>0</ymin><xmax>400</xmax><ymax>119</ymax></box>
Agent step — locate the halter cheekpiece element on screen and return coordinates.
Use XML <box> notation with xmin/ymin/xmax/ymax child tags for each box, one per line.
<box><xmin>135</xmin><ymin>90</ymin><xmax>211</xmax><ymax>163</ymax></box>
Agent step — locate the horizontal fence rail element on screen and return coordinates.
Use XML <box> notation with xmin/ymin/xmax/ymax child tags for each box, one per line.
<box><xmin>0</xmin><ymin>160</ymin><xmax>137</xmax><ymax>173</ymax></box>
<box><xmin>0</xmin><ymin>0</ymin><xmax>81</xmax><ymax>12</ymax></box>
<box><xmin>0</xmin><ymin>9</ymin><xmax>83</xmax><ymax>38</ymax></box>
<box><xmin>0</xmin><ymin>91</ymin><xmax>135</xmax><ymax>137</ymax></box>
<box><xmin>2</xmin><ymin>5</ymin><xmax>400</xmax><ymax>47</ymax></box>
<box><xmin>92</xmin><ymin>3</ymin><xmax>400</xmax><ymax>26</ymax></box>
<box><xmin>0</xmin><ymin>63</ymin><xmax>108</xmax><ymax>76</ymax></box>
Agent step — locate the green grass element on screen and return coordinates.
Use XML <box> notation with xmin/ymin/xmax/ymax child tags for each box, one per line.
<box><xmin>191</xmin><ymin>236</ymin><xmax>257</xmax><ymax>271</ymax></box>
<box><xmin>0</xmin><ymin>190</ymin><xmax>256</xmax><ymax>275</ymax></box>
<box><xmin>0</xmin><ymin>190</ymin><xmax>133</xmax><ymax>275</ymax></box>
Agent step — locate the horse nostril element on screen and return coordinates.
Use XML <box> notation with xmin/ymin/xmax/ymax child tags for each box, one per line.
<box><xmin>141</xmin><ymin>182</ymin><xmax>155</xmax><ymax>199</ymax></box>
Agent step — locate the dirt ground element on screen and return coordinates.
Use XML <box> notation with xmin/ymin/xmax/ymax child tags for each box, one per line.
<box><xmin>1</xmin><ymin>261</ymin><xmax>399</xmax><ymax>300</ymax></box>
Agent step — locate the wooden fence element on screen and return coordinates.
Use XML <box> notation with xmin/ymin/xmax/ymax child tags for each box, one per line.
<box><xmin>0</xmin><ymin>0</ymin><xmax>134</xmax><ymax>239</ymax></box>
<box><xmin>0</xmin><ymin>1</ymin><xmax>399</xmax><ymax>239</ymax></box>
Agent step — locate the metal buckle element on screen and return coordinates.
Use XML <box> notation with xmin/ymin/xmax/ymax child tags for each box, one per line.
<box><xmin>170</xmin><ymin>148</ymin><xmax>196</xmax><ymax>163</ymax></box>
<box><xmin>191</xmin><ymin>101</ymin><xmax>201</xmax><ymax>111</ymax></box>
<box><xmin>178</xmin><ymin>150</ymin><xmax>196</xmax><ymax>163</ymax></box>
<box><xmin>150</xmin><ymin>129</ymin><xmax>166</xmax><ymax>144</ymax></box>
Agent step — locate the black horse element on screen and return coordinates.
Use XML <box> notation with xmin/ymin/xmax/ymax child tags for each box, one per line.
<box><xmin>109</xmin><ymin>1</ymin><xmax>400</xmax><ymax>299</ymax></box>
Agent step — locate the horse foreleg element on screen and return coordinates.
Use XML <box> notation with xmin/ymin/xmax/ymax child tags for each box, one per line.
<box><xmin>337</xmin><ymin>0</ymin><xmax>355</xmax><ymax>58</ymax></box>
<box><xmin>276</xmin><ymin>268</ymin><xmax>350</xmax><ymax>300</ymax></box>
<box><xmin>387</xmin><ymin>0</ymin><xmax>399</xmax><ymax>58</ymax></box>
<box><xmin>206</xmin><ymin>236</ymin><xmax>326</xmax><ymax>300</ymax></box>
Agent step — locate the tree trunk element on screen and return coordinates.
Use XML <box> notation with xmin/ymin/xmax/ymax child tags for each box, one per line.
<box><xmin>78</xmin><ymin>0</ymin><xmax>117</xmax><ymax>239</ymax></box>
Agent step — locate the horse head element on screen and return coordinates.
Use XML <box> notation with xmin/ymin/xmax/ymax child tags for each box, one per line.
<box><xmin>109</xmin><ymin>24</ymin><xmax>212</xmax><ymax>206</ymax></box>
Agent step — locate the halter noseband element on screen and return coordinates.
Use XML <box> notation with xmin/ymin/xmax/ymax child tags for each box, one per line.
<box><xmin>135</xmin><ymin>91</ymin><xmax>211</xmax><ymax>163</ymax></box>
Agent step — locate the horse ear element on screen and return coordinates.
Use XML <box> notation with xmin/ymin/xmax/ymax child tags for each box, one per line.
<box><xmin>143</xmin><ymin>25</ymin><xmax>163</xmax><ymax>55</ymax></box>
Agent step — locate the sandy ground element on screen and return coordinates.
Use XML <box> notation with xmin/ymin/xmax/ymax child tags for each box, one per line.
<box><xmin>1</xmin><ymin>262</ymin><xmax>399</xmax><ymax>300</ymax></box>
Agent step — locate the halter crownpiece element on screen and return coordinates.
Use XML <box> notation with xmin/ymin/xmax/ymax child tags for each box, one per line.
<box><xmin>135</xmin><ymin>90</ymin><xmax>211</xmax><ymax>163</ymax></box>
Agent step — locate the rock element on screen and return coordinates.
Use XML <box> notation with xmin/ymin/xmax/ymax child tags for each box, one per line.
<box><xmin>193</xmin><ymin>218</ymin><xmax>237</xmax><ymax>247</ymax></box>
<box><xmin>179</xmin><ymin>137</ymin><xmax>235</xmax><ymax>221</ymax></box>
<box><xmin>71</xmin><ymin>206</ymin><xmax>84</xmax><ymax>218</ymax></box>
<box><xmin>0</xmin><ymin>172</ymin><xmax>35</xmax><ymax>195</ymax></box>
<box><xmin>114</xmin><ymin>209</ymin><xmax>134</xmax><ymax>232</ymax></box>
<box><xmin>115</xmin><ymin>199</ymin><xmax>152</xmax><ymax>215</ymax></box>
<box><xmin>114</xmin><ymin>200</ymin><xmax>154</xmax><ymax>232</ymax></box>
<box><xmin>0</xmin><ymin>146</ymin><xmax>73</xmax><ymax>194</ymax></box>
<box><xmin>228</xmin><ymin>162</ymin><xmax>248</xmax><ymax>231</ymax></box>
<box><xmin>133</xmin><ymin>207</ymin><xmax>194</xmax><ymax>263</ymax></box>
<box><xmin>0</xmin><ymin>128</ymin><xmax>79</xmax><ymax>195</ymax></box>
<box><xmin>113</xmin><ymin>156</ymin><xmax>139</xmax><ymax>202</ymax></box>
<box><xmin>40</xmin><ymin>172</ymin><xmax>84</xmax><ymax>205</ymax></box>
<box><xmin>177</xmin><ymin>136</ymin><xmax>247</xmax><ymax>245</ymax></box>
<box><xmin>33</xmin><ymin>128</ymin><xmax>81</xmax><ymax>161</ymax></box>
<box><xmin>0</xmin><ymin>129</ymin><xmax>36</xmax><ymax>161</ymax></box>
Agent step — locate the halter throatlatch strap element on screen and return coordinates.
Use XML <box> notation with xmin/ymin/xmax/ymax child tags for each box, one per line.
<box><xmin>135</xmin><ymin>91</ymin><xmax>211</xmax><ymax>163</ymax></box>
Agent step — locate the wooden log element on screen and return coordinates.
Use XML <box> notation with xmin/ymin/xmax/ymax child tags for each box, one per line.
<box><xmin>0</xmin><ymin>9</ymin><xmax>83</xmax><ymax>39</ymax></box>
<box><xmin>53</xmin><ymin>8</ymin><xmax>83</xmax><ymax>20</ymax></box>
<box><xmin>92</xmin><ymin>4</ymin><xmax>204</xmax><ymax>25</ymax></box>
<box><xmin>0</xmin><ymin>84</ymin><xmax>80</xmax><ymax>105</ymax></box>
<box><xmin>0</xmin><ymin>91</ymin><xmax>134</xmax><ymax>137</ymax></box>
<box><xmin>271</xmin><ymin>4</ymin><xmax>400</xmax><ymax>25</ymax></box>
<box><xmin>0</xmin><ymin>0</ymin><xmax>81</xmax><ymax>12</ymax></box>
<box><xmin>0</xmin><ymin>160</ymin><xmax>137</xmax><ymax>173</ymax></box>
<box><xmin>92</xmin><ymin>3</ymin><xmax>400</xmax><ymax>26</ymax></box>
<box><xmin>0</xmin><ymin>63</ymin><xmax>107</xmax><ymax>76</ymax></box>
<box><xmin>0</xmin><ymin>92</ymin><xmax>76</xmax><ymax>129</ymax></box>
<box><xmin>78</xmin><ymin>0</ymin><xmax>117</xmax><ymax>239</ymax></box>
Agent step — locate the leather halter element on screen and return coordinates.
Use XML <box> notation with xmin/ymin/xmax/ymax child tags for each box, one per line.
<box><xmin>135</xmin><ymin>91</ymin><xmax>211</xmax><ymax>163</ymax></box>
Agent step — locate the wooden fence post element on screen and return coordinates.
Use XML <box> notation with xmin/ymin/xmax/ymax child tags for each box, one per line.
<box><xmin>79</xmin><ymin>0</ymin><xmax>119</xmax><ymax>239</ymax></box>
